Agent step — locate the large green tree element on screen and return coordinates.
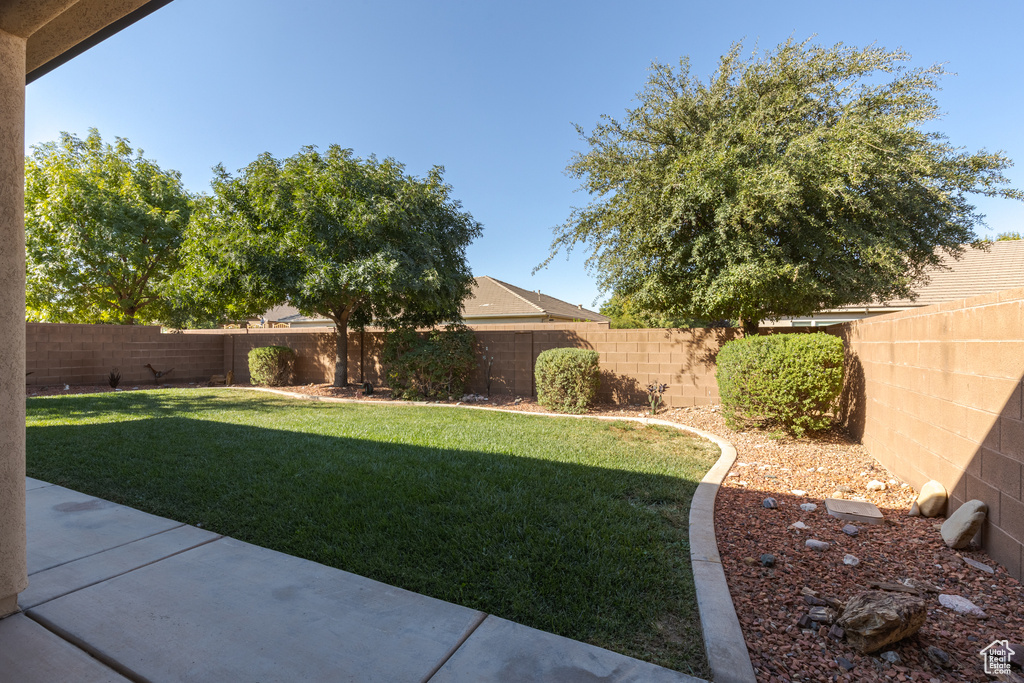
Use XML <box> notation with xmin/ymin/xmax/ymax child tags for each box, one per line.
<box><xmin>175</xmin><ymin>145</ymin><xmax>482</xmax><ymax>385</ymax></box>
<box><xmin>548</xmin><ymin>39</ymin><xmax>1023</xmax><ymax>334</ymax></box>
<box><xmin>25</xmin><ymin>129</ymin><xmax>193</xmax><ymax>325</ymax></box>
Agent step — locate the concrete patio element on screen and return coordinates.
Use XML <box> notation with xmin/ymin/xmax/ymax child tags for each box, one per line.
<box><xmin>2</xmin><ymin>477</ymin><xmax>706</xmax><ymax>682</ymax></box>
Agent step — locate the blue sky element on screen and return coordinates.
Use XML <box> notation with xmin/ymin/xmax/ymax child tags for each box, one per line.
<box><xmin>26</xmin><ymin>0</ymin><xmax>1024</xmax><ymax>310</ymax></box>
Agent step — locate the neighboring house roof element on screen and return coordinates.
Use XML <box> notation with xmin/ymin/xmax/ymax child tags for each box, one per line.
<box><xmin>462</xmin><ymin>277</ymin><xmax>609</xmax><ymax>323</ymax></box>
<box><xmin>829</xmin><ymin>240</ymin><xmax>1024</xmax><ymax>313</ymax></box>
<box><xmin>260</xmin><ymin>277</ymin><xmax>610</xmax><ymax>326</ymax></box>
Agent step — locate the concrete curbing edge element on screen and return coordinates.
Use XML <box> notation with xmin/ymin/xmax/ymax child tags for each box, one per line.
<box><xmin>225</xmin><ymin>387</ymin><xmax>757</xmax><ymax>682</ymax></box>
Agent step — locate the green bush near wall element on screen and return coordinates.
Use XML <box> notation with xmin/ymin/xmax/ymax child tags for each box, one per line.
<box><xmin>716</xmin><ymin>333</ymin><xmax>844</xmax><ymax>437</ymax></box>
<box><xmin>535</xmin><ymin>348</ymin><xmax>600</xmax><ymax>413</ymax></box>
<box><xmin>248</xmin><ymin>346</ymin><xmax>297</xmax><ymax>386</ymax></box>
<box><xmin>382</xmin><ymin>326</ymin><xmax>476</xmax><ymax>400</ymax></box>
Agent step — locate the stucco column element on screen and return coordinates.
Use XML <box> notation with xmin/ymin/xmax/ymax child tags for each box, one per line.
<box><xmin>0</xmin><ymin>26</ymin><xmax>27</xmax><ymax>618</ymax></box>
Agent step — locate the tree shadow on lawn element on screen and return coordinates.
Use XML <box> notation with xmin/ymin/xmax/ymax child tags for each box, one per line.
<box><xmin>26</xmin><ymin>412</ymin><xmax>717</xmax><ymax>678</ymax></box>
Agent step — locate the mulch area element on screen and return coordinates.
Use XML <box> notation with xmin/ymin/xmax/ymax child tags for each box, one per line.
<box><xmin>27</xmin><ymin>383</ymin><xmax>1024</xmax><ymax>681</ymax></box>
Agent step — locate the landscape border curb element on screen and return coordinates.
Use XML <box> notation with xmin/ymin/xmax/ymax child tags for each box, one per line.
<box><xmin>226</xmin><ymin>386</ymin><xmax>757</xmax><ymax>682</ymax></box>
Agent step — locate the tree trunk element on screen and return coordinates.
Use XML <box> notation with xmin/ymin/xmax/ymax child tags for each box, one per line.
<box><xmin>329</xmin><ymin>306</ymin><xmax>354</xmax><ymax>387</ymax></box>
<box><xmin>333</xmin><ymin>326</ymin><xmax>348</xmax><ymax>386</ymax></box>
<box><xmin>741</xmin><ymin>318</ymin><xmax>760</xmax><ymax>336</ymax></box>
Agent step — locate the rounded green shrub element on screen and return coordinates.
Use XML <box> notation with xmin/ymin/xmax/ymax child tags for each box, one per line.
<box><xmin>716</xmin><ymin>333</ymin><xmax>844</xmax><ymax>437</ymax></box>
<box><xmin>535</xmin><ymin>348</ymin><xmax>600</xmax><ymax>413</ymax></box>
<box><xmin>248</xmin><ymin>345</ymin><xmax>297</xmax><ymax>386</ymax></box>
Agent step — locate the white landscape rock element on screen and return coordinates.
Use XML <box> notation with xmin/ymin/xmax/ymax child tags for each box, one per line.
<box><xmin>789</xmin><ymin>521</ymin><xmax>808</xmax><ymax>530</ymax></box>
<box><xmin>866</xmin><ymin>480</ymin><xmax>887</xmax><ymax>492</ymax></box>
<box><xmin>791</xmin><ymin>489</ymin><xmax>807</xmax><ymax>497</ymax></box>
<box><xmin>938</xmin><ymin>594</ymin><xmax>987</xmax><ymax>618</ymax></box>
<box><xmin>805</xmin><ymin>539</ymin><xmax>830</xmax><ymax>551</ymax></box>
<box><xmin>941</xmin><ymin>500</ymin><xmax>988</xmax><ymax>549</ymax></box>
<box><xmin>915</xmin><ymin>480</ymin><xmax>948</xmax><ymax>518</ymax></box>
<box><xmin>843</xmin><ymin>554</ymin><xmax>860</xmax><ymax>566</ymax></box>
<box><xmin>800</xmin><ymin>503</ymin><xmax>818</xmax><ymax>512</ymax></box>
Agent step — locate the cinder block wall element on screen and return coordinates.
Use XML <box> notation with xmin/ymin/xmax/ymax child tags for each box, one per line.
<box><xmin>833</xmin><ymin>288</ymin><xmax>1024</xmax><ymax>580</ymax></box>
<box><xmin>26</xmin><ymin>323</ymin><xmax>223</xmax><ymax>386</ymax></box>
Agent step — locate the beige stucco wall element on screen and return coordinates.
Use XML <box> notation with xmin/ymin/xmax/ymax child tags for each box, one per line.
<box><xmin>0</xmin><ymin>26</ymin><xmax>27</xmax><ymax>616</ymax></box>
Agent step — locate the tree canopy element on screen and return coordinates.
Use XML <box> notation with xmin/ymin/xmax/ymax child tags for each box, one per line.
<box><xmin>175</xmin><ymin>145</ymin><xmax>481</xmax><ymax>385</ymax></box>
<box><xmin>547</xmin><ymin>39</ymin><xmax>1023</xmax><ymax>333</ymax></box>
<box><xmin>25</xmin><ymin>129</ymin><xmax>193</xmax><ymax>325</ymax></box>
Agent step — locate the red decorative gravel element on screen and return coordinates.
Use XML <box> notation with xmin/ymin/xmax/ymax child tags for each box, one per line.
<box><xmin>28</xmin><ymin>384</ymin><xmax>1023</xmax><ymax>681</ymax></box>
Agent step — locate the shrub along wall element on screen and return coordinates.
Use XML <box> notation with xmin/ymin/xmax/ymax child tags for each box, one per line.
<box><xmin>832</xmin><ymin>287</ymin><xmax>1024</xmax><ymax>581</ymax></box>
<box><xmin>27</xmin><ymin>321</ymin><xmax>736</xmax><ymax>407</ymax></box>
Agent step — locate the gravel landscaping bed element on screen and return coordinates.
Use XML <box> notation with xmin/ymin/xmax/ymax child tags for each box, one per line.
<box><xmin>28</xmin><ymin>382</ymin><xmax>1023</xmax><ymax>681</ymax></box>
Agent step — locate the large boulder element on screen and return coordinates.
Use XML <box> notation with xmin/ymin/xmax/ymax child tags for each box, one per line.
<box><xmin>940</xmin><ymin>500</ymin><xmax>988</xmax><ymax>549</ymax></box>
<box><xmin>836</xmin><ymin>590</ymin><xmax>927</xmax><ymax>653</ymax></box>
<box><xmin>916</xmin><ymin>480</ymin><xmax>948</xmax><ymax>517</ymax></box>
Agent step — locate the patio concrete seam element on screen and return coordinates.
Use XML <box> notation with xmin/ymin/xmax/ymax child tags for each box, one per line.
<box><xmin>229</xmin><ymin>386</ymin><xmax>751</xmax><ymax>682</ymax></box>
<box><xmin>22</xmin><ymin>532</ymin><xmax>223</xmax><ymax>610</ymax></box>
<box><xmin>24</xmin><ymin>610</ymin><xmax>150</xmax><ymax>683</ymax></box>
<box><xmin>420</xmin><ymin>610</ymin><xmax>488</xmax><ymax>683</ymax></box>
<box><xmin>27</xmin><ymin>523</ymin><xmax>189</xmax><ymax>577</ymax></box>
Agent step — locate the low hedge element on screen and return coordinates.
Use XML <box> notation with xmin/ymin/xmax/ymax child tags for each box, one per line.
<box><xmin>716</xmin><ymin>333</ymin><xmax>844</xmax><ymax>437</ymax></box>
<box><xmin>382</xmin><ymin>325</ymin><xmax>476</xmax><ymax>400</ymax></box>
<box><xmin>535</xmin><ymin>348</ymin><xmax>600</xmax><ymax>413</ymax></box>
<box><xmin>248</xmin><ymin>346</ymin><xmax>296</xmax><ymax>386</ymax></box>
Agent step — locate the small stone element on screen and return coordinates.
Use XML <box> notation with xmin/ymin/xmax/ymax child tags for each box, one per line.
<box><xmin>836</xmin><ymin>656</ymin><xmax>855</xmax><ymax>671</ymax></box>
<box><xmin>879</xmin><ymin>651</ymin><xmax>902</xmax><ymax>665</ymax></box>
<box><xmin>831</xmin><ymin>491</ymin><xmax>846</xmax><ymax>499</ymax></box>
<box><xmin>916</xmin><ymin>480</ymin><xmax>948</xmax><ymax>517</ymax></box>
<box><xmin>836</xmin><ymin>485</ymin><xmax>853</xmax><ymax>493</ymax></box>
<box><xmin>962</xmin><ymin>556</ymin><xmax>995</xmax><ymax>574</ymax></box>
<box><xmin>797</xmin><ymin>614</ymin><xmax>813</xmax><ymax>628</ymax></box>
<box><xmin>806</xmin><ymin>539</ymin><xmax>830</xmax><ymax>551</ymax></box>
<box><xmin>808</xmin><ymin>606</ymin><xmax>837</xmax><ymax>624</ymax></box>
<box><xmin>803</xmin><ymin>595</ymin><xmax>827</xmax><ymax>606</ymax></box>
<box><xmin>940</xmin><ymin>500</ymin><xmax>988</xmax><ymax>548</ymax></box>
<box><xmin>842</xmin><ymin>524</ymin><xmax>859</xmax><ymax>536</ymax></box>
<box><xmin>838</xmin><ymin>591</ymin><xmax>927</xmax><ymax>653</ymax></box>
<box><xmin>827</xmin><ymin>624</ymin><xmax>845</xmax><ymax>641</ymax></box>
<box><xmin>791</xmin><ymin>489</ymin><xmax>807</xmax><ymax>496</ymax></box>
<box><xmin>866</xmin><ymin>480</ymin><xmax>887</xmax><ymax>491</ymax></box>
<box><xmin>800</xmin><ymin>503</ymin><xmax>818</xmax><ymax>512</ymax></box>
<box><xmin>789</xmin><ymin>521</ymin><xmax>807</xmax><ymax>530</ymax></box>
<box><xmin>908</xmin><ymin>501</ymin><xmax>921</xmax><ymax>517</ymax></box>
<box><xmin>763</xmin><ymin>497</ymin><xmax>778</xmax><ymax>509</ymax></box>
<box><xmin>742</xmin><ymin>557</ymin><xmax>758</xmax><ymax>566</ymax></box>
<box><xmin>888</xmin><ymin>479</ymin><xmax>897</xmax><ymax>485</ymax></box>
<box><xmin>937</xmin><ymin>593</ymin><xmax>986</xmax><ymax>617</ymax></box>
<box><xmin>843</xmin><ymin>554</ymin><xmax>860</xmax><ymax>567</ymax></box>
<box><xmin>967</xmin><ymin>635</ymin><xmax>978</xmax><ymax>642</ymax></box>
<box><xmin>925</xmin><ymin>646</ymin><xmax>950</xmax><ymax>668</ymax></box>
<box><xmin>727</xmin><ymin>472</ymin><xmax>739</xmax><ymax>477</ymax></box>
<box><xmin>760</xmin><ymin>553</ymin><xmax>775</xmax><ymax>567</ymax></box>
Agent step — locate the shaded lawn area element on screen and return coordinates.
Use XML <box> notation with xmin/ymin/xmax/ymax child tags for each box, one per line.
<box><xmin>26</xmin><ymin>389</ymin><xmax>718</xmax><ymax>676</ymax></box>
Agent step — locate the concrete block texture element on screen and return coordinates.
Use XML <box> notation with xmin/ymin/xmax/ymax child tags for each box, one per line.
<box><xmin>0</xmin><ymin>26</ymin><xmax>28</xmax><ymax>604</ymax></box>
<box><xmin>432</xmin><ymin>615</ymin><xmax>706</xmax><ymax>683</ymax></box>
<box><xmin>28</xmin><ymin>537</ymin><xmax>485</xmax><ymax>683</ymax></box>
<box><xmin>834</xmin><ymin>287</ymin><xmax>1024</xmax><ymax>580</ymax></box>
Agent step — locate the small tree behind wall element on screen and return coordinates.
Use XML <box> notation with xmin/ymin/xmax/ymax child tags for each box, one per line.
<box><xmin>176</xmin><ymin>145</ymin><xmax>482</xmax><ymax>385</ymax></box>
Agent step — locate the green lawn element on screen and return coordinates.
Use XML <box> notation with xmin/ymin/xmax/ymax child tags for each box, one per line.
<box><xmin>26</xmin><ymin>389</ymin><xmax>718</xmax><ymax>676</ymax></box>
